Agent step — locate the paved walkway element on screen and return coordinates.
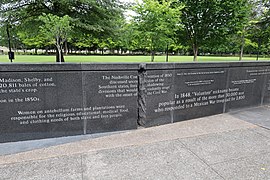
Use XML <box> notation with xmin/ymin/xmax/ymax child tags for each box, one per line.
<box><xmin>0</xmin><ymin>106</ymin><xmax>270</xmax><ymax>180</ymax></box>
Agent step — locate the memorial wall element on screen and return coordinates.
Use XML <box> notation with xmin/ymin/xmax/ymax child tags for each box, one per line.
<box><xmin>139</xmin><ymin>62</ymin><xmax>270</xmax><ymax>127</ymax></box>
<box><xmin>0</xmin><ymin>64</ymin><xmax>138</xmax><ymax>143</ymax></box>
<box><xmin>0</xmin><ymin>62</ymin><xmax>270</xmax><ymax>142</ymax></box>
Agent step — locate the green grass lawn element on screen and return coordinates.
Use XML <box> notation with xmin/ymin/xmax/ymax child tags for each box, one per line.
<box><xmin>0</xmin><ymin>54</ymin><xmax>269</xmax><ymax>63</ymax></box>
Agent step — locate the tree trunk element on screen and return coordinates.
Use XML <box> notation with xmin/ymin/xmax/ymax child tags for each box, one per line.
<box><xmin>239</xmin><ymin>45</ymin><xmax>244</xmax><ymax>61</ymax></box>
<box><xmin>150</xmin><ymin>37</ymin><xmax>155</xmax><ymax>62</ymax></box>
<box><xmin>55</xmin><ymin>38</ymin><xmax>64</xmax><ymax>63</ymax></box>
<box><xmin>45</xmin><ymin>47</ymin><xmax>48</xmax><ymax>55</ymax></box>
<box><xmin>6</xmin><ymin>24</ymin><xmax>13</xmax><ymax>63</ymax></box>
<box><xmin>257</xmin><ymin>38</ymin><xmax>261</xmax><ymax>61</ymax></box>
<box><xmin>239</xmin><ymin>35</ymin><xmax>245</xmax><ymax>61</ymax></box>
<box><xmin>166</xmin><ymin>44</ymin><xmax>169</xmax><ymax>62</ymax></box>
<box><xmin>61</xmin><ymin>49</ymin><xmax>64</xmax><ymax>62</ymax></box>
<box><xmin>151</xmin><ymin>50</ymin><xmax>155</xmax><ymax>62</ymax></box>
<box><xmin>64</xmin><ymin>41</ymin><xmax>68</xmax><ymax>55</ymax></box>
<box><xmin>56</xmin><ymin>48</ymin><xmax>60</xmax><ymax>62</ymax></box>
<box><xmin>56</xmin><ymin>47</ymin><xmax>64</xmax><ymax>63</ymax></box>
<box><xmin>193</xmin><ymin>44</ymin><xmax>198</xmax><ymax>61</ymax></box>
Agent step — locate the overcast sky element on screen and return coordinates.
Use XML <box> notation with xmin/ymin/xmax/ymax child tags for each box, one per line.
<box><xmin>120</xmin><ymin>0</ymin><xmax>135</xmax><ymax>3</ymax></box>
<box><xmin>120</xmin><ymin>0</ymin><xmax>141</xmax><ymax>20</ymax></box>
<box><xmin>120</xmin><ymin>0</ymin><xmax>142</xmax><ymax>4</ymax></box>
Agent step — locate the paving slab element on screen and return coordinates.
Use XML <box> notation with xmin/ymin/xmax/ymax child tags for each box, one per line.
<box><xmin>229</xmin><ymin>106</ymin><xmax>270</xmax><ymax>129</ymax></box>
<box><xmin>211</xmin><ymin>152</ymin><xmax>270</xmax><ymax>180</ymax></box>
<box><xmin>82</xmin><ymin>139</ymin><xmax>223</xmax><ymax>180</ymax></box>
<box><xmin>180</xmin><ymin>128</ymin><xmax>270</xmax><ymax>165</ymax></box>
<box><xmin>251</xmin><ymin>127</ymin><xmax>270</xmax><ymax>139</ymax></box>
<box><xmin>0</xmin><ymin>154</ymin><xmax>83</xmax><ymax>180</ymax></box>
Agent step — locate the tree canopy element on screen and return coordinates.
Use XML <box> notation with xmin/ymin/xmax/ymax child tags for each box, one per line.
<box><xmin>0</xmin><ymin>0</ymin><xmax>270</xmax><ymax>62</ymax></box>
<box><xmin>177</xmin><ymin>0</ymin><xmax>251</xmax><ymax>61</ymax></box>
<box><xmin>132</xmin><ymin>0</ymin><xmax>182</xmax><ymax>61</ymax></box>
<box><xmin>0</xmin><ymin>0</ymin><xmax>123</xmax><ymax>61</ymax></box>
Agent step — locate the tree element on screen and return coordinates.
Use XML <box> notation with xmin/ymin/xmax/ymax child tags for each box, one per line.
<box><xmin>132</xmin><ymin>0</ymin><xmax>182</xmax><ymax>61</ymax></box>
<box><xmin>118</xmin><ymin>22</ymin><xmax>145</xmax><ymax>54</ymax></box>
<box><xmin>178</xmin><ymin>0</ymin><xmax>251</xmax><ymax>61</ymax></box>
<box><xmin>0</xmin><ymin>0</ymin><xmax>123</xmax><ymax>62</ymax></box>
<box><xmin>245</xmin><ymin>1</ymin><xmax>270</xmax><ymax>60</ymax></box>
<box><xmin>39</xmin><ymin>14</ymin><xmax>72</xmax><ymax>62</ymax></box>
<box><xmin>238</xmin><ymin>20</ymin><xmax>255</xmax><ymax>61</ymax></box>
<box><xmin>236</xmin><ymin>0</ymin><xmax>270</xmax><ymax>60</ymax></box>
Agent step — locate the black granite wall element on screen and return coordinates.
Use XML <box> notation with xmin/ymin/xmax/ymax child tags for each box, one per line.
<box><xmin>0</xmin><ymin>64</ymin><xmax>138</xmax><ymax>142</ymax></box>
<box><xmin>139</xmin><ymin>62</ymin><xmax>270</xmax><ymax>127</ymax></box>
<box><xmin>1</xmin><ymin>62</ymin><xmax>270</xmax><ymax>142</ymax></box>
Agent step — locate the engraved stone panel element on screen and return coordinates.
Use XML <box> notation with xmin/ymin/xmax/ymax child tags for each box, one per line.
<box><xmin>0</xmin><ymin>72</ymin><xmax>84</xmax><ymax>143</ymax></box>
<box><xmin>261</xmin><ymin>68</ymin><xmax>270</xmax><ymax>105</ymax></box>
<box><xmin>83</xmin><ymin>71</ymin><xmax>138</xmax><ymax>133</ymax></box>
<box><xmin>1</xmin><ymin>62</ymin><xmax>270</xmax><ymax>143</ymax></box>
<box><xmin>142</xmin><ymin>70</ymin><xmax>175</xmax><ymax>127</ymax></box>
<box><xmin>225</xmin><ymin>67</ymin><xmax>266</xmax><ymax>111</ymax></box>
<box><xmin>173</xmin><ymin>68</ymin><xmax>228</xmax><ymax>122</ymax></box>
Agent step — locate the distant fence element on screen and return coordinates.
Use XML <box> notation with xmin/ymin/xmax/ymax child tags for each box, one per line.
<box><xmin>0</xmin><ymin>61</ymin><xmax>270</xmax><ymax>143</ymax></box>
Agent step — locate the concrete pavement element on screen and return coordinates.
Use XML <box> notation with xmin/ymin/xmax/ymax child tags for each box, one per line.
<box><xmin>0</xmin><ymin>106</ymin><xmax>270</xmax><ymax>179</ymax></box>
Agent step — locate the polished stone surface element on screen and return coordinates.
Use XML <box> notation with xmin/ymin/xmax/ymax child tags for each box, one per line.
<box><xmin>173</xmin><ymin>68</ymin><xmax>228</xmax><ymax>122</ymax></box>
<box><xmin>143</xmin><ymin>70</ymin><xmax>175</xmax><ymax>127</ymax></box>
<box><xmin>83</xmin><ymin>71</ymin><xmax>138</xmax><ymax>133</ymax></box>
<box><xmin>0</xmin><ymin>64</ymin><xmax>139</xmax><ymax>142</ymax></box>
<box><xmin>225</xmin><ymin>67</ymin><xmax>266</xmax><ymax>112</ymax></box>
<box><xmin>1</xmin><ymin>62</ymin><xmax>270</xmax><ymax>142</ymax></box>
<box><xmin>141</xmin><ymin>62</ymin><xmax>270</xmax><ymax>127</ymax></box>
<box><xmin>0</xmin><ymin>72</ymin><xmax>84</xmax><ymax>143</ymax></box>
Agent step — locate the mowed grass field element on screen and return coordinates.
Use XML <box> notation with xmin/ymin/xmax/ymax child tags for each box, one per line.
<box><xmin>0</xmin><ymin>55</ymin><xmax>269</xmax><ymax>63</ymax></box>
